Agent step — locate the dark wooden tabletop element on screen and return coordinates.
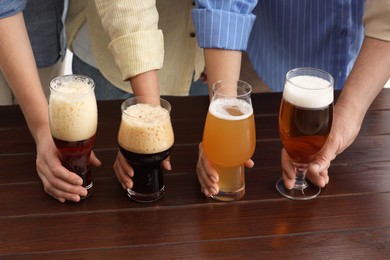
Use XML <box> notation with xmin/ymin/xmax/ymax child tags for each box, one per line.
<box><xmin>1</xmin><ymin>90</ymin><xmax>390</xmax><ymax>259</ymax></box>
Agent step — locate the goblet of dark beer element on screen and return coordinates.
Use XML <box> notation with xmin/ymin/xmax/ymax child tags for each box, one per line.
<box><xmin>118</xmin><ymin>97</ymin><xmax>174</xmax><ymax>203</ymax></box>
<box><xmin>277</xmin><ymin>67</ymin><xmax>334</xmax><ymax>200</ymax></box>
<box><xmin>49</xmin><ymin>75</ymin><xmax>97</xmax><ymax>199</ymax></box>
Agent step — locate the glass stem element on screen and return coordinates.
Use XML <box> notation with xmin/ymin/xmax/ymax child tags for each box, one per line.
<box><xmin>293</xmin><ymin>165</ymin><xmax>308</xmax><ymax>190</ymax></box>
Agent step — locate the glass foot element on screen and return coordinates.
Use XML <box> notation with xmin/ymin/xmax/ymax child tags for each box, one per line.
<box><xmin>276</xmin><ymin>178</ymin><xmax>320</xmax><ymax>200</ymax></box>
<box><xmin>211</xmin><ymin>186</ymin><xmax>245</xmax><ymax>202</ymax></box>
<box><xmin>127</xmin><ymin>186</ymin><xmax>165</xmax><ymax>203</ymax></box>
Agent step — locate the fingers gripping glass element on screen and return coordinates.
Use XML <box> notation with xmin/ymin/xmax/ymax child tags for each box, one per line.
<box><xmin>276</xmin><ymin>68</ymin><xmax>334</xmax><ymax>200</ymax></box>
<box><xmin>49</xmin><ymin>75</ymin><xmax>98</xmax><ymax>199</ymax></box>
<box><xmin>118</xmin><ymin>97</ymin><xmax>174</xmax><ymax>203</ymax></box>
<box><xmin>203</xmin><ymin>80</ymin><xmax>256</xmax><ymax>201</ymax></box>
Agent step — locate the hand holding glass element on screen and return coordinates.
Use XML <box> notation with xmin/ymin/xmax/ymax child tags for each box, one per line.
<box><xmin>49</xmin><ymin>75</ymin><xmax>98</xmax><ymax>199</ymax></box>
<box><xmin>277</xmin><ymin>67</ymin><xmax>334</xmax><ymax>200</ymax></box>
<box><xmin>203</xmin><ymin>80</ymin><xmax>256</xmax><ymax>201</ymax></box>
<box><xmin>118</xmin><ymin>97</ymin><xmax>174</xmax><ymax>203</ymax></box>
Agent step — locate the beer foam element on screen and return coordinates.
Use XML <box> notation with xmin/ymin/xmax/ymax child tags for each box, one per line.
<box><xmin>209</xmin><ymin>98</ymin><xmax>253</xmax><ymax>120</ymax></box>
<box><xmin>283</xmin><ymin>75</ymin><xmax>333</xmax><ymax>109</ymax></box>
<box><xmin>118</xmin><ymin>103</ymin><xmax>174</xmax><ymax>154</ymax></box>
<box><xmin>49</xmin><ymin>82</ymin><xmax>97</xmax><ymax>142</ymax></box>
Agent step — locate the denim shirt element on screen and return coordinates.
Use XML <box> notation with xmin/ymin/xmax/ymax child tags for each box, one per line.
<box><xmin>0</xmin><ymin>0</ymin><xmax>27</xmax><ymax>19</ymax></box>
<box><xmin>0</xmin><ymin>0</ymin><xmax>67</xmax><ymax>68</ymax></box>
<box><xmin>24</xmin><ymin>0</ymin><xmax>68</xmax><ymax>67</ymax></box>
<box><xmin>192</xmin><ymin>0</ymin><xmax>365</xmax><ymax>91</ymax></box>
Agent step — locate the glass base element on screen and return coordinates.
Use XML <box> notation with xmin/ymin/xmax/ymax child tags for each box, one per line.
<box><xmin>127</xmin><ymin>186</ymin><xmax>165</xmax><ymax>203</ymax></box>
<box><xmin>80</xmin><ymin>182</ymin><xmax>93</xmax><ymax>200</ymax></box>
<box><xmin>276</xmin><ymin>178</ymin><xmax>320</xmax><ymax>200</ymax></box>
<box><xmin>211</xmin><ymin>186</ymin><xmax>245</xmax><ymax>202</ymax></box>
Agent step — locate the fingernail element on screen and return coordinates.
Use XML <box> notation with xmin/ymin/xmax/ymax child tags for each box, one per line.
<box><xmin>165</xmin><ymin>161</ymin><xmax>172</xmax><ymax>171</ymax></box>
<box><xmin>74</xmin><ymin>179</ymin><xmax>83</xmax><ymax>185</ymax></box>
<box><xmin>312</xmin><ymin>163</ymin><xmax>321</xmax><ymax>172</ymax></box>
<box><xmin>209</xmin><ymin>188</ymin><xmax>217</xmax><ymax>195</ymax></box>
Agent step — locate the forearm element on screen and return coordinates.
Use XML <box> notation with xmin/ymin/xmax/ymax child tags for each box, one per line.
<box><xmin>0</xmin><ymin>13</ymin><xmax>50</xmax><ymax>143</ymax></box>
<box><xmin>129</xmin><ymin>70</ymin><xmax>160</xmax><ymax>97</ymax></box>
<box><xmin>204</xmin><ymin>49</ymin><xmax>242</xmax><ymax>97</ymax></box>
<box><xmin>192</xmin><ymin>0</ymin><xmax>257</xmax><ymax>97</ymax></box>
<box><xmin>336</xmin><ymin>36</ymin><xmax>390</xmax><ymax>125</ymax></box>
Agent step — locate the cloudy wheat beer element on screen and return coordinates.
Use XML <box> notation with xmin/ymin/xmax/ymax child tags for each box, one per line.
<box><xmin>118</xmin><ymin>97</ymin><xmax>174</xmax><ymax>202</ymax></box>
<box><xmin>203</xmin><ymin>80</ymin><xmax>256</xmax><ymax>201</ymax></box>
<box><xmin>277</xmin><ymin>68</ymin><xmax>334</xmax><ymax>200</ymax></box>
<box><xmin>49</xmin><ymin>75</ymin><xmax>97</xmax><ymax>199</ymax></box>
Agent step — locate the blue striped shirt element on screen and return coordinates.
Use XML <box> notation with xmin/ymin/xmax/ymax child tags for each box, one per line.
<box><xmin>192</xmin><ymin>0</ymin><xmax>364</xmax><ymax>91</ymax></box>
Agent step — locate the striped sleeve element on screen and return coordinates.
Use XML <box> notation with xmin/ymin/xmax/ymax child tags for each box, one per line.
<box><xmin>94</xmin><ymin>0</ymin><xmax>164</xmax><ymax>80</ymax></box>
<box><xmin>192</xmin><ymin>0</ymin><xmax>257</xmax><ymax>50</ymax></box>
<box><xmin>363</xmin><ymin>0</ymin><xmax>390</xmax><ymax>41</ymax></box>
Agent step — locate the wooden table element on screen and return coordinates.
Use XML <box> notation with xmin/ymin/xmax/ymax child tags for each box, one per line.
<box><xmin>1</xmin><ymin>90</ymin><xmax>390</xmax><ymax>259</ymax></box>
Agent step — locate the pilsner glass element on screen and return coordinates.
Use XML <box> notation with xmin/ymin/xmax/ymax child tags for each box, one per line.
<box><xmin>203</xmin><ymin>80</ymin><xmax>256</xmax><ymax>201</ymax></box>
<box><xmin>118</xmin><ymin>97</ymin><xmax>174</xmax><ymax>203</ymax></box>
<box><xmin>49</xmin><ymin>75</ymin><xmax>98</xmax><ymax>199</ymax></box>
<box><xmin>277</xmin><ymin>67</ymin><xmax>334</xmax><ymax>200</ymax></box>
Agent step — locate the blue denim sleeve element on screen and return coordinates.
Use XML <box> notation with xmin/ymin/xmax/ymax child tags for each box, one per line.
<box><xmin>0</xmin><ymin>0</ymin><xmax>27</xmax><ymax>19</ymax></box>
<box><xmin>192</xmin><ymin>0</ymin><xmax>257</xmax><ymax>51</ymax></box>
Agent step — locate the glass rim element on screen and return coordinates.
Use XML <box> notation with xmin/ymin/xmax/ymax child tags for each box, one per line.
<box><xmin>49</xmin><ymin>74</ymin><xmax>95</xmax><ymax>93</ymax></box>
<box><xmin>121</xmin><ymin>96</ymin><xmax>172</xmax><ymax>117</ymax></box>
<box><xmin>212</xmin><ymin>80</ymin><xmax>253</xmax><ymax>98</ymax></box>
<box><xmin>286</xmin><ymin>67</ymin><xmax>334</xmax><ymax>90</ymax></box>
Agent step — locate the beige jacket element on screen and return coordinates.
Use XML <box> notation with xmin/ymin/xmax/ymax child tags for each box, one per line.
<box><xmin>66</xmin><ymin>0</ymin><xmax>205</xmax><ymax>96</ymax></box>
<box><xmin>363</xmin><ymin>0</ymin><xmax>390</xmax><ymax>41</ymax></box>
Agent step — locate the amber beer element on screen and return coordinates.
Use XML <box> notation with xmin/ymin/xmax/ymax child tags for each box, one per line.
<box><xmin>279</xmin><ymin>75</ymin><xmax>333</xmax><ymax>164</ymax></box>
<box><xmin>203</xmin><ymin>80</ymin><xmax>256</xmax><ymax>201</ymax></box>
<box><xmin>49</xmin><ymin>75</ymin><xmax>97</xmax><ymax>199</ymax></box>
<box><xmin>118</xmin><ymin>98</ymin><xmax>174</xmax><ymax>202</ymax></box>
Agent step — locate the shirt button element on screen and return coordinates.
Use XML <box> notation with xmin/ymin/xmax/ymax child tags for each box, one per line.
<box><xmin>190</xmin><ymin>32</ymin><xmax>196</xmax><ymax>37</ymax></box>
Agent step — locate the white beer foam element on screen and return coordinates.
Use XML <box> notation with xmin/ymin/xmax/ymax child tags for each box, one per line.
<box><xmin>118</xmin><ymin>104</ymin><xmax>174</xmax><ymax>154</ymax></box>
<box><xmin>283</xmin><ymin>75</ymin><xmax>333</xmax><ymax>109</ymax></box>
<box><xmin>209</xmin><ymin>98</ymin><xmax>253</xmax><ymax>120</ymax></box>
<box><xmin>49</xmin><ymin>83</ymin><xmax>97</xmax><ymax>141</ymax></box>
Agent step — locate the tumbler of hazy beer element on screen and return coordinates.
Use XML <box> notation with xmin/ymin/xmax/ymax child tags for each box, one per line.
<box><xmin>203</xmin><ymin>80</ymin><xmax>256</xmax><ymax>201</ymax></box>
<box><xmin>49</xmin><ymin>75</ymin><xmax>98</xmax><ymax>199</ymax></box>
<box><xmin>277</xmin><ymin>67</ymin><xmax>334</xmax><ymax>200</ymax></box>
<box><xmin>118</xmin><ymin>97</ymin><xmax>174</xmax><ymax>203</ymax></box>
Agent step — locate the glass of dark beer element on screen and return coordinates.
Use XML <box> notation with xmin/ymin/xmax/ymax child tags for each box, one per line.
<box><xmin>118</xmin><ymin>97</ymin><xmax>174</xmax><ymax>203</ymax></box>
<box><xmin>49</xmin><ymin>75</ymin><xmax>97</xmax><ymax>199</ymax></box>
<box><xmin>277</xmin><ymin>67</ymin><xmax>334</xmax><ymax>200</ymax></box>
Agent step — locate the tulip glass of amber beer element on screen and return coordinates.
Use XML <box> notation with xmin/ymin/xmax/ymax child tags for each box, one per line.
<box><xmin>49</xmin><ymin>75</ymin><xmax>98</xmax><ymax>199</ymax></box>
<box><xmin>118</xmin><ymin>97</ymin><xmax>174</xmax><ymax>203</ymax></box>
<box><xmin>203</xmin><ymin>80</ymin><xmax>256</xmax><ymax>201</ymax></box>
<box><xmin>277</xmin><ymin>67</ymin><xmax>334</xmax><ymax>200</ymax></box>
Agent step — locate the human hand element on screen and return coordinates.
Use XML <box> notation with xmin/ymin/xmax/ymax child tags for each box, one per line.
<box><xmin>196</xmin><ymin>142</ymin><xmax>254</xmax><ymax>197</ymax></box>
<box><xmin>281</xmin><ymin>105</ymin><xmax>361</xmax><ymax>189</ymax></box>
<box><xmin>36</xmin><ymin>137</ymin><xmax>101</xmax><ymax>203</ymax></box>
<box><xmin>113</xmin><ymin>150</ymin><xmax>172</xmax><ymax>190</ymax></box>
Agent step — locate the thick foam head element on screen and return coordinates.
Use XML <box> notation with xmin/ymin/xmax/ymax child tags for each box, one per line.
<box><xmin>283</xmin><ymin>75</ymin><xmax>333</xmax><ymax>108</ymax></box>
<box><xmin>49</xmin><ymin>82</ymin><xmax>97</xmax><ymax>142</ymax></box>
<box><xmin>118</xmin><ymin>103</ymin><xmax>174</xmax><ymax>154</ymax></box>
<box><xmin>209</xmin><ymin>98</ymin><xmax>253</xmax><ymax>120</ymax></box>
